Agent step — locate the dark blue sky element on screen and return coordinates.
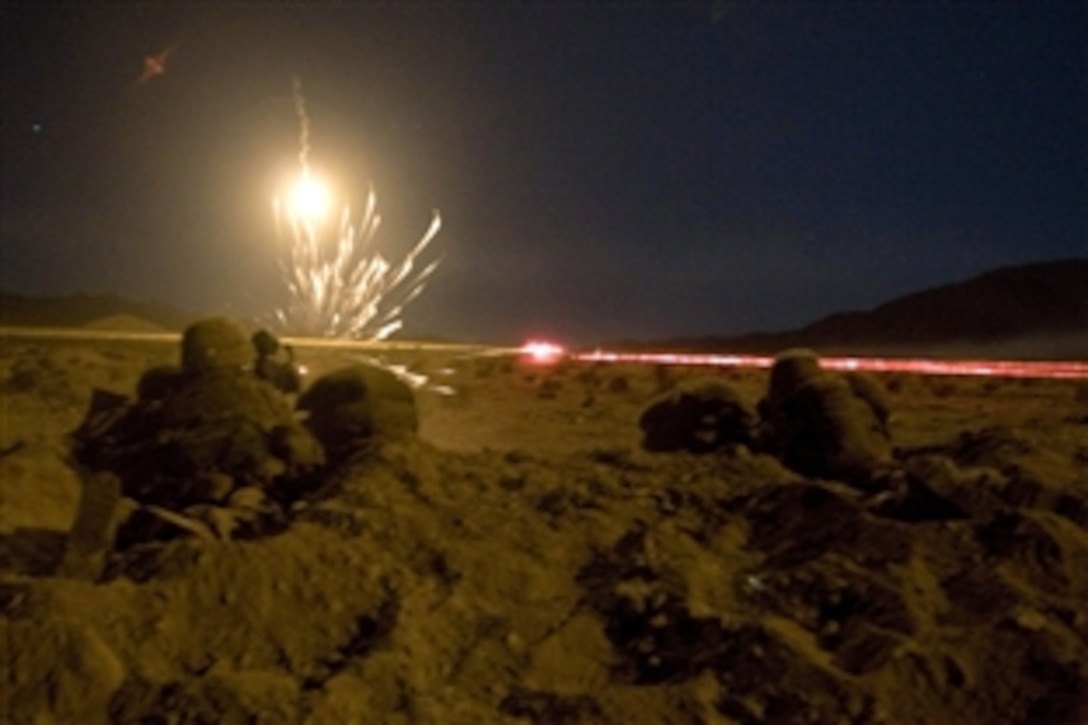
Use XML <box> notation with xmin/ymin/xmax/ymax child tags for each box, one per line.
<box><xmin>2</xmin><ymin>3</ymin><xmax>1085</xmax><ymax>344</ymax></box>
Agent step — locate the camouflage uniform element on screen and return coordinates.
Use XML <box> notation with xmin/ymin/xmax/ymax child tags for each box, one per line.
<box><xmin>72</xmin><ymin>318</ymin><xmax>323</xmax><ymax>515</ymax></box>
<box><xmin>759</xmin><ymin>349</ymin><xmax>893</xmax><ymax>485</ymax></box>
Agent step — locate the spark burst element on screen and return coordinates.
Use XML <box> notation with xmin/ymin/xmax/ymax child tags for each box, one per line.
<box><xmin>273</xmin><ymin>76</ymin><xmax>442</xmax><ymax>340</ymax></box>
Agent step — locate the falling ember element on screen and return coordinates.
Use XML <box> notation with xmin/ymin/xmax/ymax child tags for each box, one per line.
<box><xmin>272</xmin><ymin>77</ymin><xmax>442</xmax><ymax>340</ymax></box>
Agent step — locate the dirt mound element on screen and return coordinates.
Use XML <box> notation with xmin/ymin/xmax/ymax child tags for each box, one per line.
<box><xmin>83</xmin><ymin>315</ymin><xmax>171</xmax><ymax>333</ymax></box>
<box><xmin>4</xmin><ymin>440</ymin><xmax>1086</xmax><ymax>722</ymax></box>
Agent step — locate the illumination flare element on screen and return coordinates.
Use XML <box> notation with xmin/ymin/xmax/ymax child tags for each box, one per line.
<box><xmin>273</xmin><ymin>77</ymin><xmax>442</xmax><ymax>340</ymax></box>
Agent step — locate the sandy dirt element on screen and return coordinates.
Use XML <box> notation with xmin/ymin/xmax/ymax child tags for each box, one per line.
<box><xmin>1</xmin><ymin>333</ymin><xmax>1086</xmax><ymax>723</ymax></box>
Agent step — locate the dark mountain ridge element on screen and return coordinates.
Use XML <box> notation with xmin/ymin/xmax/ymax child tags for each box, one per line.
<box><xmin>641</xmin><ymin>259</ymin><xmax>1088</xmax><ymax>360</ymax></box>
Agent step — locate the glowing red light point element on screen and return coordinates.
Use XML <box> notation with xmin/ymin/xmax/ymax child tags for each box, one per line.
<box><xmin>521</xmin><ymin>340</ymin><xmax>567</xmax><ymax>365</ymax></box>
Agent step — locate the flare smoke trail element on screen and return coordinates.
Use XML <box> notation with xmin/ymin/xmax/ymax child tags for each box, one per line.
<box><xmin>292</xmin><ymin>75</ymin><xmax>311</xmax><ymax>174</ymax></box>
<box><xmin>273</xmin><ymin>77</ymin><xmax>442</xmax><ymax>340</ymax></box>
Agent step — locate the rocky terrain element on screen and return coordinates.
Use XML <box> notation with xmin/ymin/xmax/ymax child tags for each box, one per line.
<box><xmin>1</xmin><ymin>325</ymin><xmax>1086</xmax><ymax>723</ymax></box>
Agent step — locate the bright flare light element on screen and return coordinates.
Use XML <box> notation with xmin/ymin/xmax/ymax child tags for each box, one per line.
<box><xmin>520</xmin><ymin>340</ymin><xmax>567</xmax><ymax>365</ymax></box>
<box><xmin>288</xmin><ymin>171</ymin><xmax>331</xmax><ymax>226</ymax></box>
<box><xmin>273</xmin><ymin>77</ymin><xmax>441</xmax><ymax>340</ymax></box>
<box><xmin>275</xmin><ymin>183</ymin><xmax>442</xmax><ymax>340</ymax></box>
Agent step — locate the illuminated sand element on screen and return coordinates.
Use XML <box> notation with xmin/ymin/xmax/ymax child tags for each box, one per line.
<box><xmin>2</xmin><ymin>331</ymin><xmax>1086</xmax><ymax>722</ymax></box>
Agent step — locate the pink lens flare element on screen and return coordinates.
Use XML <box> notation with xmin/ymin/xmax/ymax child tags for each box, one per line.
<box><xmin>520</xmin><ymin>344</ymin><xmax>1088</xmax><ymax>380</ymax></box>
<box><xmin>520</xmin><ymin>340</ymin><xmax>568</xmax><ymax>365</ymax></box>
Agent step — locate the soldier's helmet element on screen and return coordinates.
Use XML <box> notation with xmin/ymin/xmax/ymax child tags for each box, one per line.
<box><xmin>181</xmin><ymin>317</ymin><xmax>255</xmax><ymax>375</ymax></box>
<box><xmin>767</xmin><ymin>348</ymin><xmax>823</xmax><ymax>407</ymax></box>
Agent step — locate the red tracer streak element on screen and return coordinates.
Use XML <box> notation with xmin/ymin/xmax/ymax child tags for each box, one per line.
<box><xmin>521</xmin><ymin>342</ymin><xmax>1088</xmax><ymax>380</ymax></box>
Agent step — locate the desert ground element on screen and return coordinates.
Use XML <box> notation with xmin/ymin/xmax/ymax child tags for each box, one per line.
<box><xmin>1</xmin><ymin>327</ymin><xmax>1086</xmax><ymax>723</ymax></box>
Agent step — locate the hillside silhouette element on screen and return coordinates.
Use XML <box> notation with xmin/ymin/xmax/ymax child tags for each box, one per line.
<box><xmin>649</xmin><ymin>259</ymin><xmax>1088</xmax><ymax>359</ymax></box>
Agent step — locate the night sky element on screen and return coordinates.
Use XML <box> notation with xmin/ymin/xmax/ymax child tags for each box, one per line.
<box><xmin>2</xmin><ymin>3</ymin><xmax>1084</xmax><ymax>344</ymax></box>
